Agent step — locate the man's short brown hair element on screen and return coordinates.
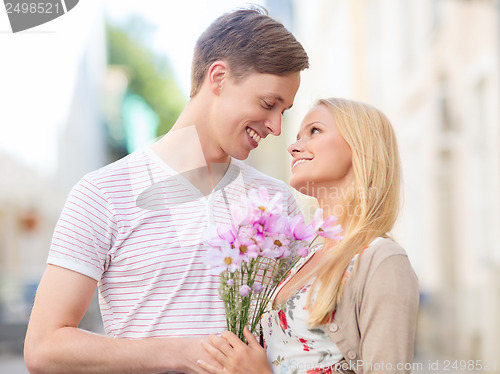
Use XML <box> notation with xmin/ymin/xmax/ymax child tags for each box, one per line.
<box><xmin>190</xmin><ymin>6</ymin><xmax>309</xmax><ymax>98</ymax></box>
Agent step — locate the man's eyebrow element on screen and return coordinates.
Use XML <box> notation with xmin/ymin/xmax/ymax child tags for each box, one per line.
<box><xmin>276</xmin><ymin>96</ymin><xmax>294</xmax><ymax>110</ymax></box>
<box><xmin>266</xmin><ymin>94</ymin><xmax>293</xmax><ymax>110</ymax></box>
<box><xmin>275</xmin><ymin>95</ymin><xmax>284</xmax><ymax>103</ymax></box>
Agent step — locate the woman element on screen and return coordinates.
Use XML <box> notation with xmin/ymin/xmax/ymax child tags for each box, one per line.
<box><xmin>197</xmin><ymin>98</ymin><xmax>419</xmax><ymax>374</ymax></box>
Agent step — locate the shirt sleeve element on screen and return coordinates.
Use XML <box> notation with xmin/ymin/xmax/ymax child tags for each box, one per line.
<box><xmin>47</xmin><ymin>175</ymin><xmax>118</xmax><ymax>281</ymax></box>
<box><xmin>358</xmin><ymin>254</ymin><xmax>419</xmax><ymax>373</ymax></box>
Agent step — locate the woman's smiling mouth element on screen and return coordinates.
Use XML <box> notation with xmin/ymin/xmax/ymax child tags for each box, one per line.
<box><xmin>292</xmin><ymin>158</ymin><xmax>312</xmax><ymax>169</ymax></box>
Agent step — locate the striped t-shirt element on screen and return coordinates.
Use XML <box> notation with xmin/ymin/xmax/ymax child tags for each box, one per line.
<box><xmin>48</xmin><ymin>147</ymin><xmax>299</xmax><ymax>338</ymax></box>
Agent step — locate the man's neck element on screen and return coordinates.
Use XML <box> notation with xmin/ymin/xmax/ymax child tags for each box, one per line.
<box><xmin>150</xmin><ymin>110</ymin><xmax>230</xmax><ymax>195</ymax></box>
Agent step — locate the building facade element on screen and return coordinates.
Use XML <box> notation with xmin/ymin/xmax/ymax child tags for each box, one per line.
<box><xmin>265</xmin><ymin>0</ymin><xmax>500</xmax><ymax>364</ymax></box>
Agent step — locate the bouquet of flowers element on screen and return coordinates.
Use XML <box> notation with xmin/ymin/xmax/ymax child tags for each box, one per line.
<box><xmin>204</xmin><ymin>186</ymin><xmax>343</xmax><ymax>341</ymax></box>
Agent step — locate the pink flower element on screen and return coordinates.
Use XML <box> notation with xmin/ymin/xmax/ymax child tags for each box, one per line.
<box><xmin>230</xmin><ymin>204</ymin><xmax>251</xmax><ymax>226</ymax></box>
<box><xmin>204</xmin><ymin>224</ymin><xmax>238</xmax><ymax>249</ymax></box>
<box><xmin>247</xmin><ymin>186</ymin><xmax>283</xmax><ymax>216</ymax></box>
<box><xmin>203</xmin><ymin>187</ymin><xmax>344</xmax><ymax>341</ymax></box>
<box><xmin>251</xmin><ymin>213</ymin><xmax>284</xmax><ymax>238</ymax></box>
<box><xmin>289</xmin><ymin>215</ymin><xmax>316</xmax><ymax>242</ymax></box>
<box><xmin>297</xmin><ymin>246</ymin><xmax>309</xmax><ymax>257</ymax></box>
<box><xmin>232</xmin><ymin>231</ymin><xmax>259</xmax><ymax>260</ymax></box>
<box><xmin>206</xmin><ymin>242</ymin><xmax>241</xmax><ymax>275</ymax></box>
<box><xmin>252</xmin><ymin>283</ymin><xmax>263</xmax><ymax>293</ymax></box>
<box><xmin>311</xmin><ymin>208</ymin><xmax>343</xmax><ymax>239</ymax></box>
<box><xmin>239</xmin><ymin>285</ymin><xmax>251</xmax><ymax>297</ymax></box>
<box><xmin>260</xmin><ymin>236</ymin><xmax>291</xmax><ymax>259</ymax></box>
<box><xmin>216</xmin><ymin>224</ymin><xmax>239</xmax><ymax>244</ymax></box>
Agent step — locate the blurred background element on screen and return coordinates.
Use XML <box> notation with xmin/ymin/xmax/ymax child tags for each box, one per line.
<box><xmin>1</xmin><ymin>0</ymin><xmax>499</xmax><ymax>372</ymax></box>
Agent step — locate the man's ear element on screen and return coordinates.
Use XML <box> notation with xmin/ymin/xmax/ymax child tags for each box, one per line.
<box><xmin>207</xmin><ymin>61</ymin><xmax>228</xmax><ymax>95</ymax></box>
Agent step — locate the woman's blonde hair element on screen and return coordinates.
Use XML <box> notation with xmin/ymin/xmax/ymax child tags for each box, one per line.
<box><xmin>307</xmin><ymin>98</ymin><xmax>402</xmax><ymax>327</ymax></box>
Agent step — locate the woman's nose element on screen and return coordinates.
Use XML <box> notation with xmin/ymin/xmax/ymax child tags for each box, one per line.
<box><xmin>287</xmin><ymin>139</ymin><xmax>304</xmax><ymax>155</ymax></box>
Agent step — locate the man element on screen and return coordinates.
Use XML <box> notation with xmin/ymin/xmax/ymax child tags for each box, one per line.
<box><xmin>25</xmin><ymin>7</ymin><xmax>309</xmax><ymax>374</ymax></box>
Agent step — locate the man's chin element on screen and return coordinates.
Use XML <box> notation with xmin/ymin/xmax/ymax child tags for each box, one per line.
<box><xmin>227</xmin><ymin>148</ymin><xmax>251</xmax><ymax>161</ymax></box>
<box><xmin>231</xmin><ymin>154</ymin><xmax>249</xmax><ymax>161</ymax></box>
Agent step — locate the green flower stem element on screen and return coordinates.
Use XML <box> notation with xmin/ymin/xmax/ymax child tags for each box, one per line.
<box><xmin>220</xmin><ymin>247</ymin><xmax>307</xmax><ymax>341</ymax></box>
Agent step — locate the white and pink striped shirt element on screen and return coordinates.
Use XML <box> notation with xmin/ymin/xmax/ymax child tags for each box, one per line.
<box><xmin>48</xmin><ymin>147</ymin><xmax>299</xmax><ymax>338</ymax></box>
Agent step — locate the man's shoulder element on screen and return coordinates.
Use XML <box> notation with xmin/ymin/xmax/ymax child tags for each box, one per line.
<box><xmin>90</xmin><ymin>149</ymin><xmax>147</xmax><ymax>176</ymax></box>
<box><xmin>76</xmin><ymin>149</ymin><xmax>150</xmax><ymax>193</ymax></box>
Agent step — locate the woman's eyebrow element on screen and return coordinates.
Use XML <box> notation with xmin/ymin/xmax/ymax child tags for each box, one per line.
<box><xmin>296</xmin><ymin>123</ymin><xmax>310</xmax><ymax>140</ymax></box>
<box><xmin>305</xmin><ymin>121</ymin><xmax>326</xmax><ymax>127</ymax></box>
<box><xmin>296</xmin><ymin>121</ymin><xmax>326</xmax><ymax>140</ymax></box>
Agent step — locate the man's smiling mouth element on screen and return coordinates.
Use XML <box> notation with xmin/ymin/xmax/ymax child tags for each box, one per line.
<box><xmin>246</xmin><ymin>127</ymin><xmax>262</xmax><ymax>143</ymax></box>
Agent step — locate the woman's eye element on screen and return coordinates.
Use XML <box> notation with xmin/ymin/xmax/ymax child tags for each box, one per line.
<box><xmin>311</xmin><ymin>127</ymin><xmax>320</xmax><ymax>134</ymax></box>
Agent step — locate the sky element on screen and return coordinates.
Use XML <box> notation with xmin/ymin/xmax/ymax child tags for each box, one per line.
<box><xmin>0</xmin><ymin>0</ymin><xmax>264</xmax><ymax>174</ymax></box>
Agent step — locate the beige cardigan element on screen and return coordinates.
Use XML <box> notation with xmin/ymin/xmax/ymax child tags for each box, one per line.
<box><xmin>325</xmin><ymin>238</ymin><xmax>419</xmax><ymax>374</ymax></box>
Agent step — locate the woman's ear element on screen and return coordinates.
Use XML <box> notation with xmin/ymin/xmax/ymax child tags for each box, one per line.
<box><xmin>207</xmin><ymin>61</ymin><xmax>228</xmax><ymax>95</ymax></box>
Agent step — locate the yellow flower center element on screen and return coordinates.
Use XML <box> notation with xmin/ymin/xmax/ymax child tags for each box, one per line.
<box><xmin>274</xmin><ymin>240</ymin><xmax>282</xmax><ymax>247</ymax></box>
<box><xmin>240</xmin><ymin>245</ymin><xmax>247</xmax><ymax>254</ymax></box>
<box><xmin>224</xmin><ymin>257</ymin><xmax>232</xmax><ymax>265</ymax></box>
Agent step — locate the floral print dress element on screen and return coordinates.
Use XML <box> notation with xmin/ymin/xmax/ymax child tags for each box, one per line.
<box><xmin>261</xmin><ymin>238</ymin><xmax>382</xmax><ymax>374</ymax></box>
<box><xmin>261</xmin><ymin>245</ymin><xmax>343</xmax><ymax>374</ymax></box>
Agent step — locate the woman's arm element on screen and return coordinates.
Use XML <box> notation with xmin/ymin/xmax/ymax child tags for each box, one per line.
<box><xmin>358</xmin><ymin>254</ymin><xmax>419</xmax><ymax>373</ymax></box>
<box><xmin>197</xmin><ymin>326</ymin><xmax>273</xmax><ymax>374</ymax></box>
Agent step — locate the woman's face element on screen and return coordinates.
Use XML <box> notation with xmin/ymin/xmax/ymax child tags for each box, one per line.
<box><xmin>288</xmin><ymin>105</ymin><xmax>353</xmax><ymax>198</ymax></box>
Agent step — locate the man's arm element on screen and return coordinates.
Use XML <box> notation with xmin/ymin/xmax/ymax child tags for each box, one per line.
<box><xmin>24</xmin><ymin>265</ymin><xmax>215</xmax><ymax>374</ymax></box>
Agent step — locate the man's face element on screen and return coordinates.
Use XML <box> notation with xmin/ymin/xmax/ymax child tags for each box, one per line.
<box><xmin>211</xmin><ymin>72</ymin><xmax>301</xmax><ymax>161</ymax></box>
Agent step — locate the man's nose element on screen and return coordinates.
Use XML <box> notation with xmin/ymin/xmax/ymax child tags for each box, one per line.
<box><xmin>264</xmin><ymin>113</ymin><xmax>282</xmax><ymax>137</ymax></box>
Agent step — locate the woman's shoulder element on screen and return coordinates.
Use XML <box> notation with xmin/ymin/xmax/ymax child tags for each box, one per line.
<box><xmin>363</xmin><ymin>237</ymin><xmax>408</xmax><ymax>262</ymax></box>
<box><xmin>357</xmin><ymin>237</ymin><xmax>415</xmax><ymax>281</ymax></box>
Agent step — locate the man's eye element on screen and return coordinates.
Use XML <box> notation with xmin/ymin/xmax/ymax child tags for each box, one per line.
<box><xmin>262</xmin><ymin>101</ymin><xmax>274</xmax><ymax>110</ymax></box>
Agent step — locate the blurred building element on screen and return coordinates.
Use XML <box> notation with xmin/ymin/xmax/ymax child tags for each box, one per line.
<box><xmin>0</xmin><ymin>1</ymin><xmax>108</xmax><ymax>354</ymax></box>
<box><xmin>284</xmin><ymin>0</ymin><xmax>500</xmax><ymax>365</ymax></box>
<box><xmin>0</xmin><ymin>3</ymin><xmax>184</xmax><ymax>358</ymax></box>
